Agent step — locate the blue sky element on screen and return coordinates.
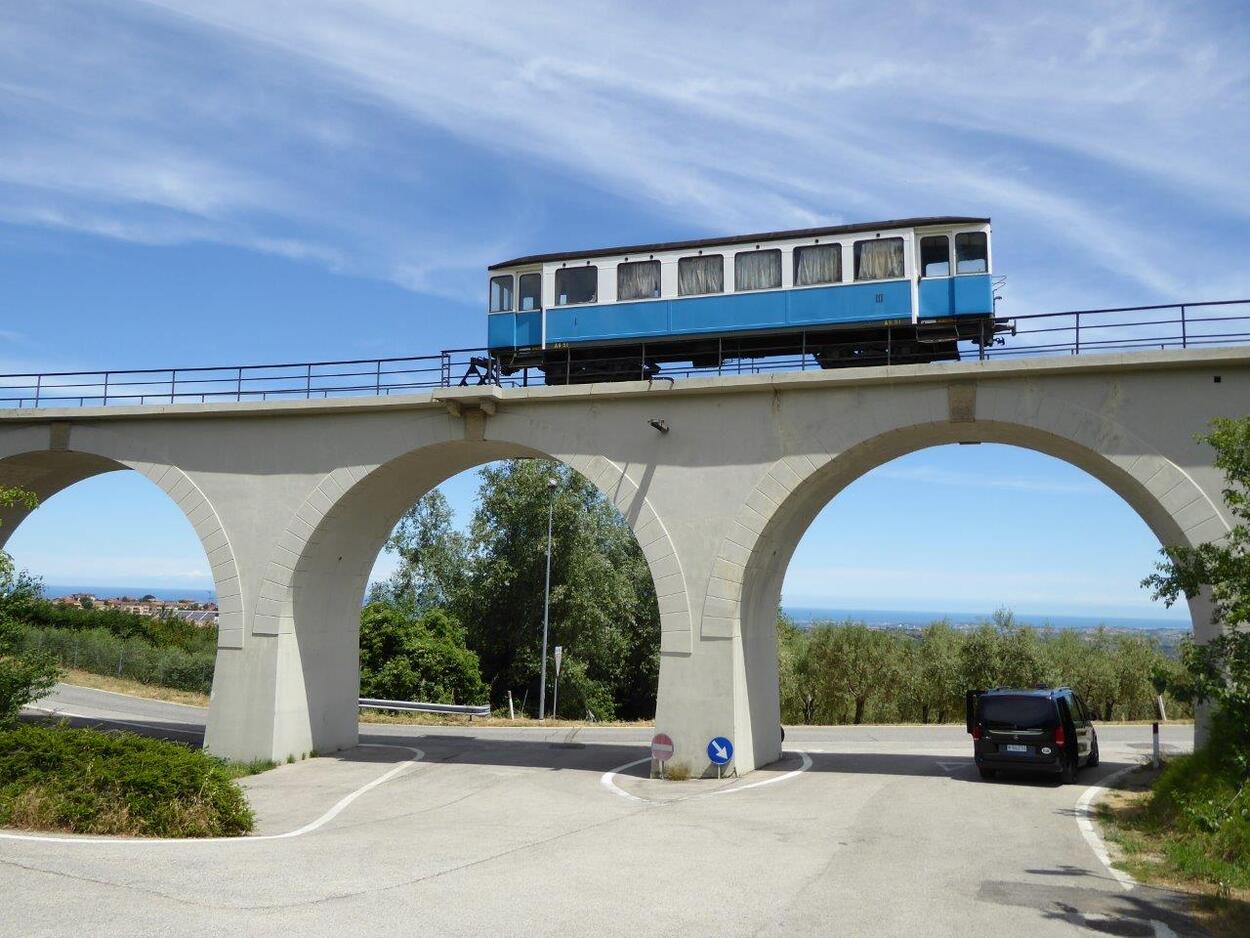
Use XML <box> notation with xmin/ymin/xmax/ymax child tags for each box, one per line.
<box><xmin>4</xmin><ymin>1</ymin><xmax>1247</xmax><ymax>621</ymax></box>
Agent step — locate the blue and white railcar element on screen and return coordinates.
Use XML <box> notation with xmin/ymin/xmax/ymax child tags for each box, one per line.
<box><xmin>486</xmin><ymin>216</ymin><xmax>999</xmax><ymax>382</ymax></box>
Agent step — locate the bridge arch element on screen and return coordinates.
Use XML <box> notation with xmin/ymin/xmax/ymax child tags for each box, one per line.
<box><xmin>703</xmin><ymin>388</ymin><xmax>1229</xmax><ymax>768</ymax></box>
<box><xmin>218</xmin><ymin>410</ymin><xmax>689</xmax><ymax>760</ymax></box>
<box><xmin>0</xmin><ymin>442</ymin><xmax>244</xmax><ymax>646</ymax></box>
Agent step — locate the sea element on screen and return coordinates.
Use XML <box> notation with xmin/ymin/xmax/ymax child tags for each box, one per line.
<box><xmin>38</xmin><ymin>586</ymin><xmax>1183</xmax><ymax>632</ymax></box>
<box><xmin>785</xmin><ymin>605</ymin><xmax>1186</xmax><ymax>632</ymax></box>
<box><xmin>42</xmin><ymin>585</ymin><xmax>217</xmax><ymax>603</ymax></box>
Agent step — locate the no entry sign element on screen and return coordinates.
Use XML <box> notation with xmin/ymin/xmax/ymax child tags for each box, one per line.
<box><xmin>651</xmin><ymin>733</ymin><xmax>675</xmax><ymax>762</ymax></box>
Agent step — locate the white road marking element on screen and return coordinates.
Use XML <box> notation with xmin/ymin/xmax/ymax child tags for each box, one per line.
<box><xmin>600</xmin><ymin>751</ymin><xmax>812</xmax><ymax>805</ymax></box>
<box><xmin>27</xmin><ymin>705</ymin><xmax>202</xmax><ymax>739</ymax></box>
<box><xmin>0</xmin><ymin>743</ymin><xmax>423</xmax><ymax>846</ymax></box>
<box><xmin>1151</xmin><ymin>920</ymin><xmax>1179</xmax><ymax>938</ymax></box>
<box><xmin>1074</xmin><ymin>765</ymin><xmax>1139</xmax><ymax>891</ymax></box>
<box><xmin>936</xmin><ymin>761</ymin><xmax>968</xmax><ymax>773</ymax></box>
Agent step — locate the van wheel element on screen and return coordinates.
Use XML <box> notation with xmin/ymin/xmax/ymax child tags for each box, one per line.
<box><xmin>1088</xmin><ymin>739</ymin><xmax>1100</xmax><ymax>768</ymax></box>
<box><xmin>978</xmin><ymin>767</ymin><xmax>996</xmax><ymax>780</ymax></box>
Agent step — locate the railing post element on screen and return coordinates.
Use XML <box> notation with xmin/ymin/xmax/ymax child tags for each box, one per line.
<box><xmin>1180</xmin><ymin>305</ymin><xmax>1187</xmax><ymax>349</ymax></box>
<box><xmin>1074</xmin><ymin>313</ymin><xmax>1080</xmax><ymax>355</ymax></box>
<box><xmin>978</xmin><ymin>320</ymin><xmax>986</xmax><ymax>361</ymax></box>
<box><xmin>236</xmin><ymin>367</ymin><xmax>243</xmax><ymax>401</ymax></box>
<box><xmin>170</xmin><ymin>369</ymin><xmax>177</xmax><ymax>404</ymax></box>
<box><xmin>102</xmin><ymin>372</ymin><xmax>109</xmax><ymax>406</ymax></box>
<box><xmin>34</xmin><ymin>374</ymin><xmax>41</xmax><ymax>408</ymax></box>
<box><xmin>375</xmin><ymin>359</ymin><xmax>382</xmax><ymax>395</ymax></box>
<box><xmin>305</xmin><ymin>362</ymin><xmax>312</xmax><ymax>398</ymax></box>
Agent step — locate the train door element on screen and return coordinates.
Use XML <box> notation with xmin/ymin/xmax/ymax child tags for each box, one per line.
<box><xmin>916</xmin><ymin>232</ymin><xmax>954</xmax><ymax>319</ymax></box>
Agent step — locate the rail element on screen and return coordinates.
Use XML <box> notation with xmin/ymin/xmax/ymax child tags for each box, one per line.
<box><xmin>358</xmin><ymin>696</ymin><xmax>491</xmax><ymax>718</ymax></box>
<box><xmin>1</xmin><ymin>299</ymin><xmax>1246</xmax><ymax>409</ymax></box>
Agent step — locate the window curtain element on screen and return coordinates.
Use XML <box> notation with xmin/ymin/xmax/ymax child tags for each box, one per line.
<box><xmin>735</xmin><ymin>250</ymin><xmax>782</xmax><ymax>291</ymax></box>
<box><xmin>618</xmin><ymin>260</ymin><xmax>661</xmax><ymax>301</ymax></box>
<box><xmin>855</xmin><ymin>239</ymin><xmax>904</xmax><ymax>280</ymax></box>
<box><xmin>678</xmin><ymin>255</ymin><xmax>724</xmax><ymax>295</ymax></box>
<box><xmin>795</xmin><ymin>244</ymin><xmax>841</xmax><ymax>286</ymax></box>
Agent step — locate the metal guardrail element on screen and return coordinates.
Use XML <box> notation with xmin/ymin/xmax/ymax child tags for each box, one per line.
<box><xmin>358</xmin><ymin>696</ymin><xmax>491</xmax><ymax>718</ymax></box>
<box><xmin>1</xmin><ymin>299</ymin><xmax>1246</xmax><ymax>409</ymax></box>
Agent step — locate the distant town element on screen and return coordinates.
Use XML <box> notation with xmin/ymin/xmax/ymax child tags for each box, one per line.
<box><xmin>52</xmin><ymin>593</ymin><xmax>219</xmax><ymax>628</ymax></box>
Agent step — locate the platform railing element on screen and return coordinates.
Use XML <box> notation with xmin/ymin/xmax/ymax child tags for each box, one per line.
<box><xmin>1</xmin><ymin>299</ymin><xmax>1247</xmax><ymax>409</ymax></box>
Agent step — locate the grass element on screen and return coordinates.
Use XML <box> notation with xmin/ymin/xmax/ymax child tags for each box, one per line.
<box><xmin>0</xmin><ymin>722</ymin><xmax>255</xmax><ymax>837</ymax></box>
<box><xmin>1097</xmin><ymin>758</ymin><xmax>1250</xmax><ymax>938</ymax></box>
<box><xmin>58</xmin><ymin>668</ymin><xmax>211</xmax><ymax>707</ymax></box>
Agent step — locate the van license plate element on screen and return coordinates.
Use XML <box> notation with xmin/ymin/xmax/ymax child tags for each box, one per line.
<box><xmin>1004</xmin><ymin>744</ymin><xmax>1029</xmax><ymax>753</ymax></box>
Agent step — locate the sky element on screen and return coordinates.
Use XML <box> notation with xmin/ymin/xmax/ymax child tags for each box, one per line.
<box><xmin>4</xmin><ymin>1</ymin><xmax>1248</xmax><ymax>621</ymax></box>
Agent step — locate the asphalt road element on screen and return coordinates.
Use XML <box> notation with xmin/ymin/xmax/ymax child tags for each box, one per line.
<box><xmin>2</xmin><ymin>685</ymin><xmax>1203</xmax><ymax>938</ymax></box>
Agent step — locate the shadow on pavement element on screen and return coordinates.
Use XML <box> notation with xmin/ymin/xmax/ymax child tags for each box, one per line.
<box><xmin>978</xmin><ymin>877</ymin><xmax>1213</xmax><ymax>937</ymax></box>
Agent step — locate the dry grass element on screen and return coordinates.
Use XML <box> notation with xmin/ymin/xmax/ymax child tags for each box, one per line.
<box><xmin>59</xmin><ymin>668</ymin><xmax>211</xmax><ymax>708</ymax></box>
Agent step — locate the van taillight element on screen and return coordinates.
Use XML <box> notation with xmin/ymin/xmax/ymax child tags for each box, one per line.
<box><xmin>971</xmin><ymin>725</ymin><xmax>982</xmax><ymax>741</ymax></box>
<box><xmin>1054</xmin><ymin>724</ymin><xmax>1066</xmax><ymax>746</ymax></box>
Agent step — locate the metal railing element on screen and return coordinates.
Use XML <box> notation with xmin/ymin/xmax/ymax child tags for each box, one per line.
<box><xmin>1</xmin><ymin>299</ymin><xmax>1246</xmax><ymax>409</ymax></box>
<box><xmin>358</xmin><ymin>696</ymin><xmax>490</xmax><ymax>718</ymax></box>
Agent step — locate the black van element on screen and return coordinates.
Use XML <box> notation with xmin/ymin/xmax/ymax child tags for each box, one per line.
<box><xmin>965</xmin><ymin>687</ymin><xmax>1099</xmax><ymax>783</ymax></box>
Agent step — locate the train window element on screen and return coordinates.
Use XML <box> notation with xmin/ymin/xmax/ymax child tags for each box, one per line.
<box><xmin>794</xmin><ymin>244</ymin><xmax>841</xmax><ymax>286</ymax></box>
<box><xmin>735</xmin><ymin>249</ymin><xmax>782</xmax><ymax>291</ymax></box>
<box><xmin>555</xmin><ymin>266</ymin><xmax>598</xmax><ymax>305</ymax></box>
<box><xmin>678</xmin><ymin>255</ymin><xmax>724</xmax><ymax>296</ymax></box>
<box><xmin>519</xmin><ymin>273</ymin><xmax>542</xmax><ymax>311</ymax></box>
<box><xmin>920</xmin><ymin>236</ymin><xmax>950</xmax><ymax>277</ymax></box>
<box><xmin>489</xmin><ymin>275</ymin><xmax>514</xmax><ymax>312</ymax></box>
<box><xmin>617</xmin><ymin>260</ymin><xmax>661</xmax><ymax>301</ymax></box>
<box><xmin>956</xmin><ymin>232</ymin><xmax>988</xmax><ymax>274</ymax></box>
<box><xmin>854</xmin><ymin>237</ymin><xmax>904</xmax><ymax>281</ymax></box>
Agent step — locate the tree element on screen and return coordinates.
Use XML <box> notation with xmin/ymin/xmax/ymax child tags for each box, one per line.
<box><xmin>0</xmin><ymin>486</ymin><xmax>60</xmax><ymax>725</ymax></box>
<box><xmin>372</xmin><ymin>489</ymin><xmax>468</xmax><ymax>613</ymax></box>
<box><xmin>778</xmin><ymin>613</ymin><xmax>825</xmax><ymax>724</ymax></box>
<box><xmin>358</xmin><ymin>602</ymin><xmax>487</xmax><ymax>705</ymax></box>
<box><xmin>1144</xmin><ymin>417</ymin><xmax>1250</xmax><ymax>628</ymax></box>
<box><xmin>823</xmin><ymin>623</ymin><xmax>899</xmax><ymax>724</ymax></box>
<box><xmin>1144</xmin><ymin>417</ymin><xmax>1250</xmax><ymax>753</ymax></box>
<box><xmin>915</xmin><ymin>621</ymin><xmax>964</xmax><ymax>723</ymax></box>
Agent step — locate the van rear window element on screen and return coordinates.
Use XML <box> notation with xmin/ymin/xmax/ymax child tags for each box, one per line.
<box><xmin>978</xmin><ymin>696</ymin><xmax>1056</xmax><ymax>729</ymax></box>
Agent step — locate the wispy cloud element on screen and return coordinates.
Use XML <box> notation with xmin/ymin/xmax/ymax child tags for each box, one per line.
<box><xmin>873</xmin><ymin>465</ymin><xmax>1105</xmax><ymax>496</ymax></box>
<box><xmin>1</xmin><ymin>0</ymin><xmax>1247</xmax><ymax>310</ymax></box>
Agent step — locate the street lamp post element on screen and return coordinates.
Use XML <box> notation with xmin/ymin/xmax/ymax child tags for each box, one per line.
<box><xmin>538</xmin><ymin>476</ymin><xmax>557</xmax><ymax>721</ymax></box>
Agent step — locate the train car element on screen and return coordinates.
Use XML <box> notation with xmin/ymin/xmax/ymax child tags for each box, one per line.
<box><xmin>486</xmin><ymin>216</ymin><xmax>1002</xmax><ymax>383</ymax></box>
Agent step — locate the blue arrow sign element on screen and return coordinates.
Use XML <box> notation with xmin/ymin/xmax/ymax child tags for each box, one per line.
<box><xmin>707</xmin><ymin>736</ymin><xmax>734</xmax><ymax>765</ymax></box>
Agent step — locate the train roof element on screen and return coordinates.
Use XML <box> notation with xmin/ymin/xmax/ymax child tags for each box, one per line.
<box><xmin>488</xmin><ymin>216</ymin><xmax>990</xmax><ymax>270</ymax></box>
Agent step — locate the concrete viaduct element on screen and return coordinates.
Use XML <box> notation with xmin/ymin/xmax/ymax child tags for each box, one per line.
<box><xmin>1</xmin><ymin>348</ymin><xmax>1244</xmax><ymax>775</ymax></box>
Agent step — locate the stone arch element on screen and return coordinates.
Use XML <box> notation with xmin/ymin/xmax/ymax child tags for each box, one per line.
<box><xmin>700</xmin><ymin>391</ymin><xmax>1230</xmax><ymax>769</ymax></box>
<box><xmin>0</xmin><ymin>444</ymin><xmax>244</xmax><ymax>647</ymax></box>
<box><xmin>248</xmin><ymin>411</ymin><xmax>690</xmax><ymax>756</ymax></box>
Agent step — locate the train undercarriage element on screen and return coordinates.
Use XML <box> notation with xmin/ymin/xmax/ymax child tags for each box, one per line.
<box><xmin>492</xmin><ymin>316</ymin><xmax>1012</xmax><ymax>385</ymax></box>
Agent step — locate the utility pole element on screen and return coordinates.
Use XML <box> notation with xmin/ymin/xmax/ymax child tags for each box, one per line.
<box><xmin>538</xmin><ymin>476</ymin><xmax>557</xmax><ymax>721</ymax></box>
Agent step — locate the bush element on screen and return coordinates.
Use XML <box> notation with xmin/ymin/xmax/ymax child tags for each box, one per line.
<box><xmin>359</xmin><ymin>604</ymin><xmax>488</xmax><ymax>705</ymax></box>
<box><xmin>18</xmin><ymin>625</ymin><xmax>215</xmax><ymax>694</ymax></box>
<box><xmin>1</xmin><ymin>596</ymin><xmax>216</xmax><ymax>653</ymax></box>
<box><xmin>1130</xmin><ymin>724</ymin><xmax>1250</xmax><ymax>889</ymax></box>
<box><xmin>0</xmin><ymin>723</ymin><xmax>253</xmax><ymax>837</ymax></box>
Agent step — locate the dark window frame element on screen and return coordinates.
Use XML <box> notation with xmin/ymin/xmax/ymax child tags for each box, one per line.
<box><xmin>919</xmin><ymin>235</ymin><xmax>951</xmax><ymax>278</ymax></box>
<box><xmin>518</xmin><ymin>272</ymin><xmax>542</xmax><ymax>312</ymax></box>
<box><xmin>616</xmin><ymin>259</ymin><xmax>662</xmax><ymax>302</ymax></box>
<box><xmin>955</xmin><ymin>231</ymin><xmax>989</xmax><ymax>275</ymax></box>
<box><xmin>489</xmin><ymin>274</ymin><xmax>514</xmax><ymax>313</ymax></box>
<box><xmin>555</xmin><ymin>265</ymin><xmax>599</xmax><ymax>306</ymax></box>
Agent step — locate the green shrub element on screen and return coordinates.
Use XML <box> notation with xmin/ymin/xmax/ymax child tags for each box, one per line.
<box><xmin>0</xmin><ymin>723</ymin><xmax>253</xmax><ymax>837</ymax></box>
<box><xmin>1134</xmin><ymin>725</ymin><xmax>1250</xmax><ymax>889</ymax></box>
<box><xmin>18</xmin><ymin>625</ymin><xmax>215</xmax><ymax>694</ymax></box>
<box><xmin>1</xmin><ymin>596</ymin><xmax>216</xmax><ymax>653</ymax></box>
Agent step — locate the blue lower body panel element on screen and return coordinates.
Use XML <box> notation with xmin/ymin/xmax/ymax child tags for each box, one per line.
<box><xmin>488</xmin><ymin>311</ymin><xmax>542</xmax><ymax>348</ymax></box>
<box><xmin>919</xmin><ymin>275</ymin><xmax>993</xmax><ymax>318</ymax></box>
<box><xmin>516</xmin><ymin>281</ymin><xmax>917</xmax><ymax>350</ymax></box>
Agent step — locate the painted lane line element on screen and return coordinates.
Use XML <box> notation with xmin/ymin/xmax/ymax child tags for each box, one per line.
<box><xmin>1074</xmin><ymin>764</ymin><xmax>1139</xmax><ymax>892</ymax></box>
<box><xmin>600</xmin><ymin>751</ymin><xmax>811</xmax><ymax>805</ymax></box>
<box><xmin>599</xmin><ymin>758</ymin><xmax>653</xmax><ymax>803</ymax></box>
<box><xmin>27</xmin><ymin>706</ymin><xmax>203</xmax><ymax>740</ymax></box>
<box><xmin>0</xmin><ymin>743</ymin><xmax>424</xmax><ymax>846</ymax></box>
<box><xmin>707</xmin><ymin>750</ymin><xmax>812</xmax><ymax>796</ymax></box>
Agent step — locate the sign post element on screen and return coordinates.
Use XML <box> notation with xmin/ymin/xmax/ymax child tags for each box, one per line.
<box><xmin>651</xmin><ymin>733</ymin><xmax>675</xmax><ymax>778</ymax></box>
<box><xmin>707</xmin><ymin>736</ymin><xmax>734</xmax><ymax>779</ymax></box>
<box><xmin>552</xmin><ymin>646</ymin><xmax>563</xmax><ymax>720</ymax></box>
